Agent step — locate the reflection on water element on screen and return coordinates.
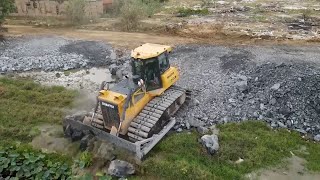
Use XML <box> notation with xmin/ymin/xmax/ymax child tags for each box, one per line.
<box><xmin>82</xmin><ymin>68</ymin><xmax>115</xmax><ymax>84</ymax></box>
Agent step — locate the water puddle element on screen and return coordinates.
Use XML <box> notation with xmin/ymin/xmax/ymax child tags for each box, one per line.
<box><xmin>18</xmin><ymin>67</ymin><xmax>116</xmax><ymax>92</ymax></box>
<box><xmin>82</xmin><ymin>67</ymin><xmax>115</xmax><ymax>84</ymax></box>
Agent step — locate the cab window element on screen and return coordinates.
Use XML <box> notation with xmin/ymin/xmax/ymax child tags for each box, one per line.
<box><xmin>132</xmin><ymin>59</ymin><xmax>143</xmax><ymax>78</ymax></box>
<box><xmin>158</xmin><ymin>53</ymin><xmax>169</xmax><ymax>73</ymax></box>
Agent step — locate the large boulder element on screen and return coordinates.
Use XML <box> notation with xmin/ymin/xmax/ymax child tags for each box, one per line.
<box><xmin>201</xmin><ymin>134</ymin><xmax>219</xmax><ymax>155</ymax></box>
<box><xmin>107</xmin><ymin>160</ymin><xmax>135</xmax><ymax>178</ymax></box>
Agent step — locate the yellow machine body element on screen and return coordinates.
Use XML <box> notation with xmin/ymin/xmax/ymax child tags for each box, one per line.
<box><xmin>97</xmin><ymin>43</ymin><xmax>179</xmax><ymax>135</ymax></box>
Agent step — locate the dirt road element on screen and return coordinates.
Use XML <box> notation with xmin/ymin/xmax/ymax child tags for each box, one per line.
<box><xmin>3</xmin><ymin>25</ymin><xmax>195</xmax><ymax>49</ymax></box>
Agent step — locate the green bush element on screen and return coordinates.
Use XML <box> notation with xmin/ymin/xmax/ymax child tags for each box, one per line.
<box><xmin>0</xmin><ymin>0</ymin><xmax>14</xmax><ymax>25</ymax></box>
<box><xmin>110</xmin><ymin>0</ymin><xmax>164</xmax><ymax>31</ymax></box>
<box><xmin>118</xmin><ymin>0</ymin><xmax>145</xmax><ymax>31</ymax></box>
<box><xmin>0</xmin><ymin>145</ymin><xmax>71</xmax><ymax>179</ymax></box>
<box><xmin>65</xmin><ymin>0</ymin><xmax>87</xmax><ymax>24</ymax></box>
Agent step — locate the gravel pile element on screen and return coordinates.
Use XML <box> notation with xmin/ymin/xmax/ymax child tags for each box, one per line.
<box><xmin>226</xmin><ymin>63</ymin><xmax>320</xmax><ymax>135</ymax></box>
<box><xmin>172</xmin><ymin>45</ymin><xmax>320</xmax><ymax>138</ymax></box>
<box><xmin>0</xmin><ymin>36</ymin><xmax>115</xmax><ymax>73</ymax></box>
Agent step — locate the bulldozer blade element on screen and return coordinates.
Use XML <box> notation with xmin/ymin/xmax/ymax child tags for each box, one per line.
<box><xmin>64</xmin><ymin>117</ymin><xmax>176</xmax><ymax>161</ymax></box>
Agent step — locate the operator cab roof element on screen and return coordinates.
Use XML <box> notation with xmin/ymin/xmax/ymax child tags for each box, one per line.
<box><xmin>131</xmin><ymin>43</ymin><xmax>173</xmax><ymax>60</ymax></box>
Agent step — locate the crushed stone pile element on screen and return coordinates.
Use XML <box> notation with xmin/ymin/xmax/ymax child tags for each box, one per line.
<box><xmin>0</xmin><ymin>36</ymin><xmax>115</xmax><ymax>73</ymax></box>
<box><xmin>226</xmin><ymin>62</ymin><xmax>320</xmax><ymax>136</ymax></box>
<box><xmin>172</xmin><ymin>45</ymin><xmax>320</xmax><ymax>139</ymax></box>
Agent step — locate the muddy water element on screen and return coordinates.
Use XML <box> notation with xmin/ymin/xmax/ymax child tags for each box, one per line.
<box><xmin>82</xmin><ymin>67</ymin><xmax>114</xmax><ymax>85</ymax></box>
<box><xmin>18</xmin><ymin>67</ymin><xmax>116</xmax><ymax>93</ymax></box>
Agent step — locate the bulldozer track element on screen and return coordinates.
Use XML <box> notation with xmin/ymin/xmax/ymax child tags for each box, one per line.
<box><xmin>127</xmin><ymin>86</ymin><xmax>191</xmax><ymax>142</ymax></box>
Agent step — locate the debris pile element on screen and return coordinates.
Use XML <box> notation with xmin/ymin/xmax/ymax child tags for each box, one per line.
<box><xmin>0</xmin><ymin>36</ymin><xmax>116</xmax><ymax>73</ymax></box>
<box><xmin>173</xmin><ymin>45</ymin><xmax>320</xmax><ymax>139</ymax></box>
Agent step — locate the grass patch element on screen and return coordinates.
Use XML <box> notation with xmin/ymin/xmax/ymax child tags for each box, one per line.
<box><xmin>177</xmin><ymin>8</ymin><xmax>209</xmax><ymax>17</ymax></box>
<box><xmin>142</xmin><ymin>121</ymin><xmax>320</xmax><ymax>180</ymax></box>
<box><xmin>0</xmin><ymin>77</ymin><xmax>77</xmax><ymax>144</ymax></box>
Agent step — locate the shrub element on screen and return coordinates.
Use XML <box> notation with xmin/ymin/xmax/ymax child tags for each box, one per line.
<box><xmin>0</xmin><ymin>0</ymin><xmax>14</xmax><ymax>26</ymax></box>
<box><xmin>65</xmin><ymin>0</ymin><xmax>87</xmax><ymax>24</ymax></box>
<box><xmin>118</xmin><ymin>0</ymin><xmax>145</xmax><ymax>31</ymax></box>
<box><xmin>111</xmin><ymin>0</ymin><xmax>164</xmax><ymax>31</ymax></box>
<box><xmin>142</xmin><ymin>0</ymin><xmax>162</xmax><ymax>17</ymax></box>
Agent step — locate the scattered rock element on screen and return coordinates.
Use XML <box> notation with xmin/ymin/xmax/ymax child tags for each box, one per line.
<box><xmin>176</xmin><ymin>128</ymin><xmax>183</xmax><ymax>132</ymax></box>
<box><xmin>197</xmin><ymin>126</ymin><xmax>209</xmax><ymax>134</ymax></box>
<box><xmin>235</xmin><ymin>158</ymin><xmax>244</xmax><ymax>164</ymax></box>
<box><xmin>200</xmin><ymin>134</ymin><xmax>219</xmax><ymax>155</ymax></box>
<box><xmin>192</xmin><ymin>98</ymin><xmax>200</xmax><ymax>106</ymax></box>
<box><xmin>188</xmin><ymin>118</ymin><xmax>205</xmax><ymax>128</ymax></box>
<box><xmin>277</xmin><ymin>121</ymin><xmax>287</xmax><ymax>128</ymax></box>
<box><xmin>107</xmin><ymin>160</ymin><xmax>135</xmax><ymax>178</ymax></box>
<box><xmin>185</xmin><ymin>121</ymin><xmax>191</xmax><ymax>130</ymax></box>
<box><xmin>314</xmin><ymin>134</ymin><xmax>320</xmax><ymax>142</ymax></box>
<box><xmin>295</xmin><ymin>129</ymin><xmax>307</xmax><ymax>134</ymax></box>
<box><xmin>271</xmin><ymin>83</ymin><xmax>281</xmax><ymax>90</ymax></box>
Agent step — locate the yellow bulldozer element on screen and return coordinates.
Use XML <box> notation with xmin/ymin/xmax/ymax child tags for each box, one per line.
<box><xmin>63</xmin><ymin>43</ymin><xmax>190</xmax><ymax>160</ymax></box>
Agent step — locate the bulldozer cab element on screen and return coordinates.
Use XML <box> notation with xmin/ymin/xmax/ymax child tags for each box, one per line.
<box><xmin>131</xmin><ymin>43</ymin><xmax>172</xmax><ymax>91</ymax></box>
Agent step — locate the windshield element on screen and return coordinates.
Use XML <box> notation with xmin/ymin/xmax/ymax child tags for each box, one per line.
<box><xmin>132</xmin><ymin>59</ymin><xmax>143</xmax><ymax>78</ymax></box>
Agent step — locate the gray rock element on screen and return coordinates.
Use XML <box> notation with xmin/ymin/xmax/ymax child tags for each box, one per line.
<box><xmin>269</xmin><ymin>98</ymin><xmax>277</xmax><ymax>105</ymax></box>
<box><xmin>295</xmin><ymin>128</ymin><xmax>307</xmax><ymax>134</ymax></box>
<box><xmin>238</xmin><ymin>75</ymin><xmax>248</xmax><ymax>81</ymax></box>
<box><xmin>260</xmin><ymin>103</ymin><xmax>266</xmax><ymax>110</ymax></box>
<box><xmin>235</xmin><ymin>80</ymin><xmax>248</xmax><ymax>92</ymax></box>
<box><xmin>188</xmin><ymin>118</ymin><xmax>205</xmax><ymax>128</ymax></box>
<box><xmin>176</xmin><ymin>128</ymin><xmax>183</xmax><ymax>132</ymax></box>
<box><xmin>223</xmin><ymin>116</ymin><xmax>230</xmax><ymax>123</ymax></box>
<box><xmin>271</xmin><ymin>83</ymin><xmax>281</xmax><ymax>90</ymax></box>
<box><xmin>108</xmin><ymin>160</ymin><xmax>135</xmax><ymax>178</ymax></box>
<box><xmin>185</xmin><ymin>121</ymin><xmax>191</xmax><ymax>130</ymax></box>
<box><xmin>109</xmin><ymin>64</ymin><xmax>119</xmax><ymax>75</ymax></box>
<box><xmin>271</xmin><ymin>121</ymin><xmax>277</xmax><ymax>128</ymax></box>
<box><xmin>277</xmin><ymin>121</ymin><xmax>287</xmax><ymax>128</ymax></box>
<box><xmin>314</xmin><ymin>134</ymin><xmax>320</xmax><ymax>142</ymax></box>
<box><xmin>197</xmin><ymin>126</ymin><xmax>209</xmax><ymax>134</ymax></box>
<box><xmin>200</xmin><ymin>134</ymin><xmax>219</xmax><ymax>155</ymax></box>
<box><xmin>192</xmin><ymin>98</ymin><xmax>200</xmax><ymax>106</ymax></box>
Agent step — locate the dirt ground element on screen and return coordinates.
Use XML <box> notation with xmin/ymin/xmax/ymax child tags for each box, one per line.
<box><xmin>3</xmin><ymin>25</ymin><xmax>194</xmax><ymax>49</ymax></box>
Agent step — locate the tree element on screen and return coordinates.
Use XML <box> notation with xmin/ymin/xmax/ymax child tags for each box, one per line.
<box><xmin>0</xmin><ymin>0</ymin><xmax>14</xmax><ymax>26</ymax></box>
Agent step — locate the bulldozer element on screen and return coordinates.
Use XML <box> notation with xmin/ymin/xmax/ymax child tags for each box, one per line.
<box><xmin>63</xmin><ymin>43</ymin><xmax>190</xmax><ymax>160</ymax></box>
